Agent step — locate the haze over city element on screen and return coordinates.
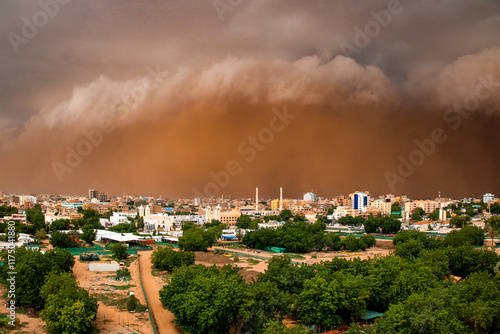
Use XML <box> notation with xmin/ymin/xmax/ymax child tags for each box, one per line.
<box><xmin>1</xmin><ymin>1</ymin><xmax>500</xmax><ymax>199</ymax></box>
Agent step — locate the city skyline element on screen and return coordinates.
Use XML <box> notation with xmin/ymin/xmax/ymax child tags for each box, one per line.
<box><xmin>1</xmin><ymin>1</ymin><xmax>500</xmax><ymax>199</ymax></box>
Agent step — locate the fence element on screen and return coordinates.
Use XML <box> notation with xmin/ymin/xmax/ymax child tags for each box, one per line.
<box><xmin>155</xmin><ymin>242</ymin><xmax>179</xmax><ymax>248</ymax></box>
<box><xmin>104</xmin><ymin>244</ymin><xmax>153</xmax><ymax>251</ymax></box>
<box><xmin>214</xmin><ymin>248</ymin><xmax>308</xmax><ymax>265</ymax></box>
<box><xmin>137</xmin><ymin>253</ymin><xmax>158</xmax><ymax>334</ymax></box>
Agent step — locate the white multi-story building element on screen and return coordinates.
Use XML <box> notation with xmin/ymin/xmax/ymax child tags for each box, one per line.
<box><xmin>350</xmin><ymin>191</ymin><xmax>370</xmax><ymax>213</ymax></box>
<box><xmin>303</xmin><ymin>192</ymin><xmax>317</xmax><ymax>201</ymax></box>
<box><xmin>327</xmin><ymin>206</ymin><xmax>356</xmax><ymax>220</ymax></box>
<box><xmin>483</xmin><ymin>193</ymin><xmax>495</xmax><ymax>203</ymax></box>
<box><xmin>143</xmin><ymin>214</ymin><xmax>206</xmax><ymax>232</ymax></box>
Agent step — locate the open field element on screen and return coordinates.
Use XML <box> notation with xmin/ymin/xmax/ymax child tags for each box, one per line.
<box><xmin>73</xmin><ymin>255</ymin><xmax>154</xmax><ymax>334</ymax></box>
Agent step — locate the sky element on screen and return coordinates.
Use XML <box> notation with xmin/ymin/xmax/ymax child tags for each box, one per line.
<box><xmin>0</xmin><ymin>0</ymin><xmax>500</xmax><ymax>200</ymax></box>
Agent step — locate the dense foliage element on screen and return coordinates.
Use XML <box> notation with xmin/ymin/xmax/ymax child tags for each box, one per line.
<box><xmin>236</xmin><ymin>215</ymin><xmax>260</xmax><ymax>229</ymax></box>
<box><xmin>151</xmin><ymin>246</ymin><xmax>195</xmax><ymax>272</ymax></box>
<box><xmin>178</xmin><ymin>225</ymin><xmax>222</xmax><ymax>252</ymax></box>
<box><xmin>50</xmin><ymin>230</ymin><xmax>79</xmax><ymax>248</ymax></box>
<box><xmin>159</xmin><ymin>220</ymin><xmax>500</xmax><ymax>334</ymax></box>
<box><xmin>109</xmin><ymin>242</ymin><xmax>129</xmax><ymax>260</ymax></box>
<box><xmin>1</xmin><ymin>247</ymin><xmax>74</xmax><ymax>308</ymax></box>
<box><xmin>242</xmin><ymin>221</ymin><xmax>330</xmax><ymax>253</ymax></box>
<box><xmin>108</xmin><ymin>222</ymin><xmax>137</xmax><ymax>233</ymax></box>
<box><xmin>160</xmin><ymin>265</ymin><xmax>247</xmax><ymax>334</ymax></box>
<box><xmin>41</xmin><ymin>272</ymin><xmax>98</xmax><ymax>334</ymax></box>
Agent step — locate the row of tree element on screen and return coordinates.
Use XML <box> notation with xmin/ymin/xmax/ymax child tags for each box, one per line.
<box><xmin>158</xmin><ymin>222</ymin><xmax>500</xmax><ymax>333</ymax></box>
<box><xmin>242</xmin><ymin>221</ymin><xmax>329</xmax><ymax>253</ymax></box>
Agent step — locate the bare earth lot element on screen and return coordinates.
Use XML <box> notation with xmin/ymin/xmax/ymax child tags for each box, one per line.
<box><xmin>73</xmin><ymin>256</ymin><xmax>154</xmax><ymax>334</ymax></box>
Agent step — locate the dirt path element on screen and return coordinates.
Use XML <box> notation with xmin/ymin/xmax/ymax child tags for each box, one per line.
<box><xmin>138</xmin><ymin>251</ymin><xmax>183</xmax><ymax>334</ymax></box>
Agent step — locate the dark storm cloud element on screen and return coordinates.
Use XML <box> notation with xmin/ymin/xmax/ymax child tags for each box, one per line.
<box><xmin>0</xmin><ymin>0</ymin><xmax>499</xmax><ymax>198</ymax></box>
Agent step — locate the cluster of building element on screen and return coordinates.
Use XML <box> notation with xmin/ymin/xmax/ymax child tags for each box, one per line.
<box><xmin>0</xmin><ymin>189</ymin><xmax>498</xmax><ymax>236</ymax></box>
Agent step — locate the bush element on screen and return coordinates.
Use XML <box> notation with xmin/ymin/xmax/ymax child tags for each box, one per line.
<box><xmin>151</xmin><ymin>247</ymin><xmax>195</xmax><ymax>272</ymax></box>
<box><xmin>361</xmin><ymin>235</ymin><xmax>376</xmax><ymax>248</ymax></box>
<box><xmin>116</xmin><ymin>268</ymin><xmax>131</xmax><ymax>279</ymax></box>
<box><xmin>341</xmin><ymin>235</ymin><xmax>367</xmax><ymax>252</ymax></box>
<box><xmin>126</xmin><ymin>295</ymin><xmax>138</xmax><ymax>311</ymax></box>
<box><xmin>110</xmin><ymin>243</ymin><xmax>129</xmax><ymax>260</ymax></box>
<box><xmin>395</xmin><ymin>239</ymin><xmax>425</xmax><ymax>259</ymax></box>
<box><xmin>442</xmin><ymin>225</ymin><xmax>485</xmax><ymax>247</ymax></box>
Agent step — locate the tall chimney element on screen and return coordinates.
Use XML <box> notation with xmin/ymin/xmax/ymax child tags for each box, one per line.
<box><xmin>280</xmin><ymin>187</ymin><xmax>283</xmax><ymax>211</ymax></box>
<box><xmin>256</xmin><ymin>187</ymin><xmax>259</xmax><ymax>211</ymax></box>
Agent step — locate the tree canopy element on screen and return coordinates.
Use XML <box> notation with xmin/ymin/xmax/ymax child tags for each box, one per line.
<box><xmin>151</xmin><ymin>246</ymin><xmax>195</xmax><ymax>272</ymax></box>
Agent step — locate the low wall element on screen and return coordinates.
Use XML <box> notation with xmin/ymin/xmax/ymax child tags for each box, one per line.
<box><xmin>88</xmin><ymin>262</ymin><xmax>120</xmax><ymax>271</ymax></box>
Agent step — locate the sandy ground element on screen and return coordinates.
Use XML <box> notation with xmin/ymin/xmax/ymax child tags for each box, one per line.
<box><xmin>137</xmin><ymin>251</ymin><xmax>183</xmax><ymax>334</ymax></box>
<box><xmin>73</xmin><ymin>256</ymin><xmax>154</xmax><ymax>334</ymax></box>
<box><xmin>213</xmin><ymin>241</ymin><xmax>395</xmax><ymax>267</ymax></box>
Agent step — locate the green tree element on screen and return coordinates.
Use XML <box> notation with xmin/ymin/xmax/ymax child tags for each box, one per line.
<box><xmin>81</xmin><ymin>224</ymin><xmax>96</xmax><ymax>245</ymax></box>
<box><xmin>411</xmin><ymin>207</ymin><xmax>425</xmax><ymax>221</ymax></box>
<box><xmin>262</xmin><ymin>320</ymin><xmax>312</xmax><ymax>334</ymax></box>
<box><xmin>178</xmin><ymin>227</ymin><xmax>212</xmax><ymax>252</ymax></box>
<box><xmin>375</xmin><ymin>290</ymin><xmax>470</xmax><ymax>334</ymax></box>
<box><xmin>338</xmin><ymin>215</ymin><xmax>355</xmax><ymax>226</ymax></box>
<box><xmin>150</xmin><ymin>246</ymin><xmax>195</xmax><ymax>272</ymax></box>
<box><xmin>35</xmin><ymin>228</ymin><xmax>47</xmax><ymax>243</ymax></box>
<box><xmin>429</xmin><ymin>209</ymin><xmax>440</xmax><ymax>221</ymax></box>
<box><xmin>387</xmin><ymin>266</ymin><xmax>442</xmax><ymax>305</ymax></box>
<box><xmin>0</xmin><ymin>205</ymin><xmax>18</xmax><ymax>217</ymax></box>
<box><xmin>395</xmin><ymin>239</ymin><xmax>425</xmax><ymax>259</ymax></box>
<box><xmin>279</xmin><ymin>209</ymin><xmax>293</xmax><ymax>221</ymax></box>
<box><xmin>442</xmin><ymin>225</ymin><xmax>485</xmax><ymax>247</ymax></box>
<box><xmin>41</xmin><ymin>272</ymin><xmax>98</xmax><ymax>334</ymax></box>
<box><xmin>258</xmin><ymin>255</ymin><xmax>316</xmax><ymax>295</ymax></box>
<box><xmin>50</xmin><ymin>230</ymin><xmax>78</xmax><ymax>248</ymax></box>
<box><xmin>391</xmin><ymin>202</ymin><xmax>401</xmax><ymax>213</ymax></box>
<box><xmin>341</xmin><ymin>235</ymin><xmax>367</xmax><ymax>252</ymax></box>
<box><xmin>450</xmin><ymin>215</ymin><xmax>471</xmax><ymax>228</ymax></box>
<box><xmin>236</xmin><ymin>215</ymin><xmax>252</xmax><ymax>229</ymax></box>
<box><xmin>204</xmin><ymin>219</ymin><xmax>225</xmax><ymax>229</ymax></box>
<box><xmin>297</xmin><ymin>273</ymin><xmax>368</xmax><ymax>328</ymax></box>
<box><xmin>126</xmin><ymin>294</ymin><xmax>138</xmax><ymax>311</ymax></box>
<box><xmin>109</xmin><ymin>243</ymin><xmax>129</xmax><ymax>260</ymax></box>
<box><xmin>361</xmin><ymin>234</ymin><xmax>376</xmax><ymax>248</ymax></box>
<box><xmin>363</xmin><ymin>215</ymin><xmax>379</xmax><ymax>233</ymax></box>
<box><xmin>238</xmin><ymin>281</ymin><xmax>292</xmax><ymax>334</ymax></box>
<box><xmin>3</xmin><ymin>248</ymin><xmax>74</xmax><ymax>308</ymax></box>
<box><xmin>160</xmin><ymin>264</ymin><xmax>246</xmax><ymax>334</ymax></box>
<box><xmin>486</xmin><ymin>216</ymin><xmax>500</xmax><ymax>249</ymax></box>
<box><xmin>108</xmin><ymin>222</ymin><xmax>137</xmax><ymax>233</ymax></box>
<box><xmin>50</xmin><ymin>219</ymin><xmax>71</xmax><ymax>231</ymax></box>
<box><xmin>379</xmin><ymin>217</ymin><xmax>401</xmax><ymax>234</ymax></box>
<box><xmin>26</xmin><ymin>207</ymin><xmax>45</xmax><ymax>231</ymax></box>
<box><xmin>446</xmin><ymin>245</ymin><xmax>498</xmax><ymax>278</ymax></box>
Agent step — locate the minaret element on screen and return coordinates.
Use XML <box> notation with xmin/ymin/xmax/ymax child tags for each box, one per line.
<box><xmin>280</xmin><ymin>187</ymin><xmax>283</xmax><ymax>211</ymax></box>
<box><xmin>256</xmin><ymin>187</ymin><xmax>259</xmax><ymax>211</ymax></box>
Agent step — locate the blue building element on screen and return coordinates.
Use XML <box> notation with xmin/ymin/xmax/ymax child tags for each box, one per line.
<box><xmin>350</xmin><ymin>191</ymin><xmax>370</xmax><ymax>213</ymax></box>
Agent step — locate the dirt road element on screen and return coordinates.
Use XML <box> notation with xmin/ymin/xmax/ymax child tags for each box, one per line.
<box><xmin>138</xmin><ymin>251</ymin><xmax>183</xmax><ymax>334</ymax></box>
